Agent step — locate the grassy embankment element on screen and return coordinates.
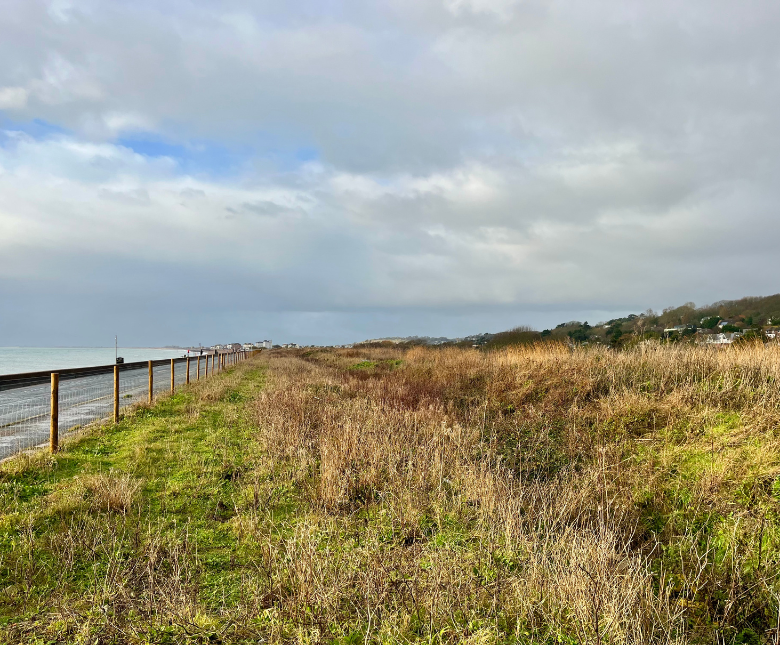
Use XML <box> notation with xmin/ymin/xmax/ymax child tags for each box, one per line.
<box><xmin>1</xmin><ymin>344</ymin><xmax>780</xmax><ymax>643</ymax></box>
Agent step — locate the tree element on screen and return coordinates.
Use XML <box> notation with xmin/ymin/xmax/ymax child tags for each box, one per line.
<box><xmin>734</xmin><ymin>330</ymin><xmax>766</xmax><ymax>345</ymax></box>
<box><xmin>568</xmin><ymin>322</ymin><xmax>591</xmax><ymax>343</ymax></box>
<box><xmin>608</xmin><ymin>327</ymin><xmax>624</xmax><ymax>348</ymax></box>
<box><xmin>701</xmin><ymin>316</ymin><xmax>720</xmax><ymax>329</ymax></box>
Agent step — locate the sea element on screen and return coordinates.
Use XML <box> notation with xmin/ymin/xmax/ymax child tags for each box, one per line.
<box><xmin>0</xmin><ymin>347</ymin><xmax>189</xmax><ymax>376</ymax></box>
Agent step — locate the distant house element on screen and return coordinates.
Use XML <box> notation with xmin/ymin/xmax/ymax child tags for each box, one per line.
<box><xmin>664</xmin><ymin>325</ymin><xmax>692</xmax><ymax>336</ymax></box>
<box><xmin>242</xmin><ymin>343</ymin><xmax>254</xmax><ymax>351</ymax></box>
<box><xmin>718</xmin><ymin>320</ymin><xmax>737</xmax><ymax>329</ymax></box>
<box><xmin>254</xmin><ymin>340</ymin><xmax>272</xmax><ymax>349</ymax></box>
<box><xmin>705</xmin><ymin>332</ymin><xmax>743</xmax><ymax>345</ymax></box>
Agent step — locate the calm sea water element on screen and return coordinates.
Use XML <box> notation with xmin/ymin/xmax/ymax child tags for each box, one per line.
<box><xmin>0</xmin><ymin>347</ymin><xmax>189</xmax><ymax>376</ymax></box>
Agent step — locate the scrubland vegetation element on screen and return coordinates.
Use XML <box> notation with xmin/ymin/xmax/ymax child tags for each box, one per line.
<box><xmin>1</xmin><ymin>342</ymin><xmax>780</xmax><ymax>644</ymax></box>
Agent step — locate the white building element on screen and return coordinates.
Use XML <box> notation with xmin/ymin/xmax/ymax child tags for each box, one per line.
<box><xmin>254</xmin><ymin>340</ymin><xmax>272</xmax><ymax>349</ymax></box>
<box><xmin>705</xmin><ymin>332</ymin><xmax>741</xmax><ymax>345</ymax></box>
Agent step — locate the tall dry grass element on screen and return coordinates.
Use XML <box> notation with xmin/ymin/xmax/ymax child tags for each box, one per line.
<box><xmin>251</xmin><ymin>343</ymin><xmax>780</xmax><ymax>643</ymax></box>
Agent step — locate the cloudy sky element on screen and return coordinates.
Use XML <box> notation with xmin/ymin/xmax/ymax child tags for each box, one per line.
<box><xmin>1</xmin><ymin>0</ymin><xmax>779</xmax><ymax>346</ymax></box>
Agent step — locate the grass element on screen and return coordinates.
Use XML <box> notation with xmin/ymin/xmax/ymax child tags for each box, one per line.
<box><xmin>0</xmin><ymin>361</ymin><xmax>271</xmax><ymax>642</ymax></box>
<box><xmin>1</xmin><ymin>344</ymin><xmax>780</xmax><ymax>643</ymax></box>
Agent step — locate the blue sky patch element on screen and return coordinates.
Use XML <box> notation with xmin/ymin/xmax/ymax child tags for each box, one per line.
<box><xmin>0</xmin><ymin>117</ymin><xmax>71</xmax><ymax>142</ymax></box>
<box><xmin>116</xmin><ymin>132</ymin><xmax>319</xmax><ymax>177</ymax></box>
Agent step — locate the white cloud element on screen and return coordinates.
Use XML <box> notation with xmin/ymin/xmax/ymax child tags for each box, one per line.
<box><xmin>443</xmin><ymin>0</ymin><xmax>523</xmax><ymax>20</ymax></box>
<box><xmin>0</xmin><ymin>87</ymin><xmax>28</xmax><ymax>110</ymax></box>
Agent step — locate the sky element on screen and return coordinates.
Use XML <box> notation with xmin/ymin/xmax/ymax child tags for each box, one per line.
<box><xmin>1</xmin><ymin>0</ymin><xmax>780</xmax><ymax>346</ymax></box>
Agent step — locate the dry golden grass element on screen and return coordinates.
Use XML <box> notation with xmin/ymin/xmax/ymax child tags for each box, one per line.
<box><xmin>81</xmin><ymin>471</ymin><xmax>141</xmax><ymax>514</ymax></box>
<box><xmin>248</xmin><ymin>342</ymin><xmax>780</xmax><ymax>643</ymax></box>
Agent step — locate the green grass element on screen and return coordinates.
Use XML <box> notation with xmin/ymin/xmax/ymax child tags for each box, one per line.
<box><xmin>0</xmin><ymin>364</ymin><xmax>278</xmax><ymax>643</ymax></box>
<box><xmin>348</xmin><ymin>360</ymin><xmax>377</xmax><ymax>370</ymax></box>
<box><xmin>348</xmin><ymin>359</ymin><xmax>403</xmax><ymax>371</ymax></box>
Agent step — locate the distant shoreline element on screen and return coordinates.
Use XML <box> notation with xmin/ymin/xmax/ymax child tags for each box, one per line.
<box><xmin>0</xmin><ymin>346</ymin><xmax>185</xmax><ymax>350</ymax></box>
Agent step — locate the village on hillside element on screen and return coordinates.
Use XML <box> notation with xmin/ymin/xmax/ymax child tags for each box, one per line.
<box><xmin>356</xmin><ymin>294</ymin><xmax>780</xmax><ymax>350</ymax></box>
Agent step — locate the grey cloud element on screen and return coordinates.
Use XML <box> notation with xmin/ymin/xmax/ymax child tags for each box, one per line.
<box><xmin>98</xmin><ymin>187</ymin><xmax>151</xmax><ymax>206</ymax></box>
<box><xmin>240</xmin><ymin>201</ymin><xmax>304</xmax><ymax>218</ymax></box>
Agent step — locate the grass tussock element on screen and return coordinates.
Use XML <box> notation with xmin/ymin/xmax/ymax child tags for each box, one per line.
<box><xmin>81</xmin><ymin>471</ymin><xmax>141</xmax><ymax>514</ymax></box>
<box><xmin>0</xmin><ymin>344</ymin><xmax>779</xmax><ymax>643</ymax></box>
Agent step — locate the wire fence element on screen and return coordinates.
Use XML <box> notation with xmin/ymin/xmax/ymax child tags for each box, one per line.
<box><xmin>0</xmin><ymin>351</ymin><xmax>251</xmax><ymax>460</ymax></box>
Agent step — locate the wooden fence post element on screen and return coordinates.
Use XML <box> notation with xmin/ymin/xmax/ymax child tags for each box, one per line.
<box><xmin>197</xmin><ymin>354</ymin><xmax>201</xmax><ymax>381</ymax></box>
<box><xmin>170</xmin><ymin>359</ymin><xmax>175</xmax><ymax>393</ymax></box>
<box><xmin>50</xmin><ymin>373</ymin><xmax>59</xmax><ymax>453</ymax></box>
<box><xmin>114</xmin><ymin>365</ymin><xmax>119</xmax><ymax>423</ymax></box>
<box><xmin>186</xmin><ymin>357</ymin><xmax>190</xmax><ymax>384</ymax></box>
<box><xmin>148</xmin><ymin>360</ymin><xmax>153</xmax><ymax>404</ymax></box>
